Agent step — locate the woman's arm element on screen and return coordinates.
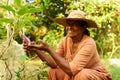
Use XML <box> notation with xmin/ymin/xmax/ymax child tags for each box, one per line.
<box><xmin>35</xmin><ymin>50</ymin><xmax>57</xmax><ymax>68</ymax></box>
<box><xmin>28</xmin><ymin>40</ymin><xmax>73</xmax><ymax>76</ymax></box>
<box><xmin>48</xmin><ymin>47</ymin><xmax>73</xmax><ymax>76</ymax></box>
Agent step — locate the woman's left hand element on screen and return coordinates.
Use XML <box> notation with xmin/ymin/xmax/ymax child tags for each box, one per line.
<box><xmin>28</xmin><ymin>40</ymin><xmax>51</xmax><ymax>52</ymax></box>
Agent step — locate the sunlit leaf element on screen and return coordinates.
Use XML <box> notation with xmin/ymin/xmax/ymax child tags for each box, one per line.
<box><xmin>28</xmin><ymin>8</ymin><xmax>42</xmax><ymax>13</ymax></box>
<box><xmin>23</xmin><ymin>16</ymin><xmax>35</xmax><ymax>22</ymax></box>
<box><xmin>0</xmin><ymin>5</ymin><xmax>15</xmax><ymax>13</ymax></box>
<box><xmin>0</xmin><ymin>18</ymin><xmax>14</xmax><ymax>23</ymax></box>
<box><xmin>17</xmin><ymin>6</ymin><xmax>29</xmax><ymax>15</ymax></box>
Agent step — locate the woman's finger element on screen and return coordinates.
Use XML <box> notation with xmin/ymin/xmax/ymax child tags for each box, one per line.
<box><xmin>28</xmin><ymin>45</ymin><xmax>40</xmax><ymax>49</ymax></box>
<box><xmin>38</xmin><ymin>40</ymin><xmax>46</xmax><ymax>44</ymax></box>
<box><xmin>30</xmin><ymin>42</ymin><xmax>36</xmax><ymax>45</ymax></box>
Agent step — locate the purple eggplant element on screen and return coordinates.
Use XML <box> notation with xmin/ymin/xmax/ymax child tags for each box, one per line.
<box><xmin>21</xmin><ymin>34</ymin><xmax>31</xmax><ymax>45</ymax></box>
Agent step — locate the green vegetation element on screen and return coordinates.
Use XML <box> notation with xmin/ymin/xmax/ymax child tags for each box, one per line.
<box><xmin>0</xmin><ymin>0</ymin><xmax>120</xmax><ymax>80</ymax></box>
<box><xmin>109</xmin><ymin>65</ymin><xmax>120</xmax><ymax>80</ymax></box>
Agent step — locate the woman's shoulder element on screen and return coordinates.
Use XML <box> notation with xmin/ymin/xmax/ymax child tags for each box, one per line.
<box><xmin>57</xmin><ymin>37</ymin><xmax>67</xmax><ymax>46</ymax></box>
<box><xmin>59</xmin><ymin>37</ymin><xmax>66</xmax><ymax>43</ymax></box>
<box><xmin>83</xmin><ymin>35</ymin><xmax>96</xmax><ymax>44</ymax></box>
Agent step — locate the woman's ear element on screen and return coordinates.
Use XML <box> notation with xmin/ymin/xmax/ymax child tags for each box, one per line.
<box><xmin>83</xmin><ymin>29</ymin><xmax>90</xmax><ymax>36</ymax></box>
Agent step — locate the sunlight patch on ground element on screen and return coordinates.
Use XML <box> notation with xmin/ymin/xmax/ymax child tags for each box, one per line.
<box><xmin>110</xmin><ymin>58</ymin><xmax>120</xmax><ymax>66</ymax></box>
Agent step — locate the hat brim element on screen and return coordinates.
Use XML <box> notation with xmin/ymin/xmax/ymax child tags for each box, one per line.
<box><xmin>53</xmin><ymin>18</ymin><xmax>98</xmax><ymax>28</ymax></box>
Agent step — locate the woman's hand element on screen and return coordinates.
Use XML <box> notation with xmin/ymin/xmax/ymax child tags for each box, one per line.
<box><xmin>28</xmin><ymin>40</ymin><xmax>51</xmax><ymax>52</ymax></box>
<box><xmin>23</xmin><ymin>41</ymin><xmax>38</xmax><ymax>53</ymax></box>
<box><xmin>23</xmin><ymin>41</ymin><xmax>29</xmax><ymax>53</ymax></box>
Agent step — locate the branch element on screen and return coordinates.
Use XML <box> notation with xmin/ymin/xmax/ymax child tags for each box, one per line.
<box><xmin>5</xmin><ymin>61</ymin><xmax>13</xmax><ymax>80</ymax></box>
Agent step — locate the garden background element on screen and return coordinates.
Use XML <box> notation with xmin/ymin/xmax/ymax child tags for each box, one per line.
<box><xmin>0</xmin><ymin>0</ymin><xmax>120</xmax><ymax>80</ymax></box>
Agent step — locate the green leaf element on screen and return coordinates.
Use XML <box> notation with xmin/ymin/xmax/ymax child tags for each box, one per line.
<box><xmin>17</xmin><ymin>6</ymin><xmax>42</xmax><ymax>15</ymax></box>
<box><xmin>17</xmin><ymin>6</ymin><xmax>28</xmax><ymax>15</ymax></box>
<box><xmin>0</xmin><ymin>5</ymin><xmax>15</xmax><ymax>13</ymax></box>
<box><xmin>0</xmin><ymin>18</ymin><xmax>14</xmax><ymax>23</ymax></box>
<box><xmin>14</xmin><ymin>0</ymin><xmax>22</xmax><ymax>8</ymax></box>
<box><xmin>23</xmin><ymin>16</ymin><xmax>35</xmax><ymax>22</ymax></box>
<box><xmin>28</xmin><ymin>8</ymin><xmax>42</xmax><ymax>13</ymax></box>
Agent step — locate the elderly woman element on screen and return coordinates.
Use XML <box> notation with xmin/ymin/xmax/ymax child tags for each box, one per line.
<box><xmin>24</xmin><ymin>10</ymin><xmax>112</xmax><ymax>80</ymax></box>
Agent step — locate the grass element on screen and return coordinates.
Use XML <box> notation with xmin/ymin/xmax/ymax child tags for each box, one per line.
<box><xmin>108</xmin><ymin>65</ymin><xmax>120</xmax><ymax>80</ymax></box>
<box><xmin>101</xmin><ymin>58</ymin><xmax>120</xmax><ymax>80</ymax></box>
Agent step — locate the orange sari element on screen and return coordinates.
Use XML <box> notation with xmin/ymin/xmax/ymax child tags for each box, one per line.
<box><xmin>48</xmin><ymin>35</ymin><xmax>112</xmax><ymax>80</ymax></box>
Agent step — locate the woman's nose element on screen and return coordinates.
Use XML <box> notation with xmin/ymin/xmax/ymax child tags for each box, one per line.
<box><xmin>66</xmin><ymin>26</ymin><xmax>72</xmax><ymax>30</ymax></box>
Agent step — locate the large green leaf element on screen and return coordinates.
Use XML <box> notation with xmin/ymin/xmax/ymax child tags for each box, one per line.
<box><xmin>17</xmin><ymin>6</ymin><xmax>28</xmax><ymax>15</ymax></box>
<box><xmin>0</xmin><ymin>5</ymin><xmax>15</xmax><ymax>13</ymax></box>
<box><xmin>0</xmin><ymin>18</ymin><xmax>14</xmax><ymax>23</ymax></box>
<box><xmin>17</xmin><ymin>6</ymin><xmax>42</xmax><ymax>15</ymax></box>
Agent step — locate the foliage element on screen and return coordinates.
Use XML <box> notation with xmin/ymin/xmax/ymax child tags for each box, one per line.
<box><xmin>0</xmin><ymin>25</ymin><xmax>6</xmax><ymax>43</ymax></box>
<box><xmin>109</xmin><ymin>65</ymin><xmax>120</xmax><ymax>80</ymax></box>
<box><xmin>43</xmin><ymin>23</ymin><xmax>64</xmax><ymax>49</ymax></box>
<box><xmin>0</xmin><ymin>0</ymin><xmax>120</xmax><ymax>80</ymax></box>
<box><xmin>0</xmin><ymin>0</ymin><xmax>48</xmax><ymax>79</ymax></box>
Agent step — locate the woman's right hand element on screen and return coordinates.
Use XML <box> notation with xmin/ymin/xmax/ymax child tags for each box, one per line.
<box><xmin>23</xmin><ymin>41</ymin><xmax>40</xmax><ymax>53</ymax></box>
<box><xmin>23</xmin><ymin>41</ymin><xmax>29</xmax><ymax>53</ymax></box>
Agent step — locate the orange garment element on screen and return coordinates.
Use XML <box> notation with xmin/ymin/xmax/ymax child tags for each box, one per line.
<box><xmin>48</xmin><ymin>35</ymin><xmax>112</xmax><ymax>80</ymax></box>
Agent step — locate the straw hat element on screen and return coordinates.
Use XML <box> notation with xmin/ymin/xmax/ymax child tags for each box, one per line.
<box><xmin>53</xmin><ymin>10</ymin><xmax>97</xmax><ymax>28</ymax></box>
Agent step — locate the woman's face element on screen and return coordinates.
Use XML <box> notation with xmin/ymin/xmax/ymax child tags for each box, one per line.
<box><xmin>66</xmin><ymin>20</ymin><xmax>86</xmax><ymax>38</ymax></box>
